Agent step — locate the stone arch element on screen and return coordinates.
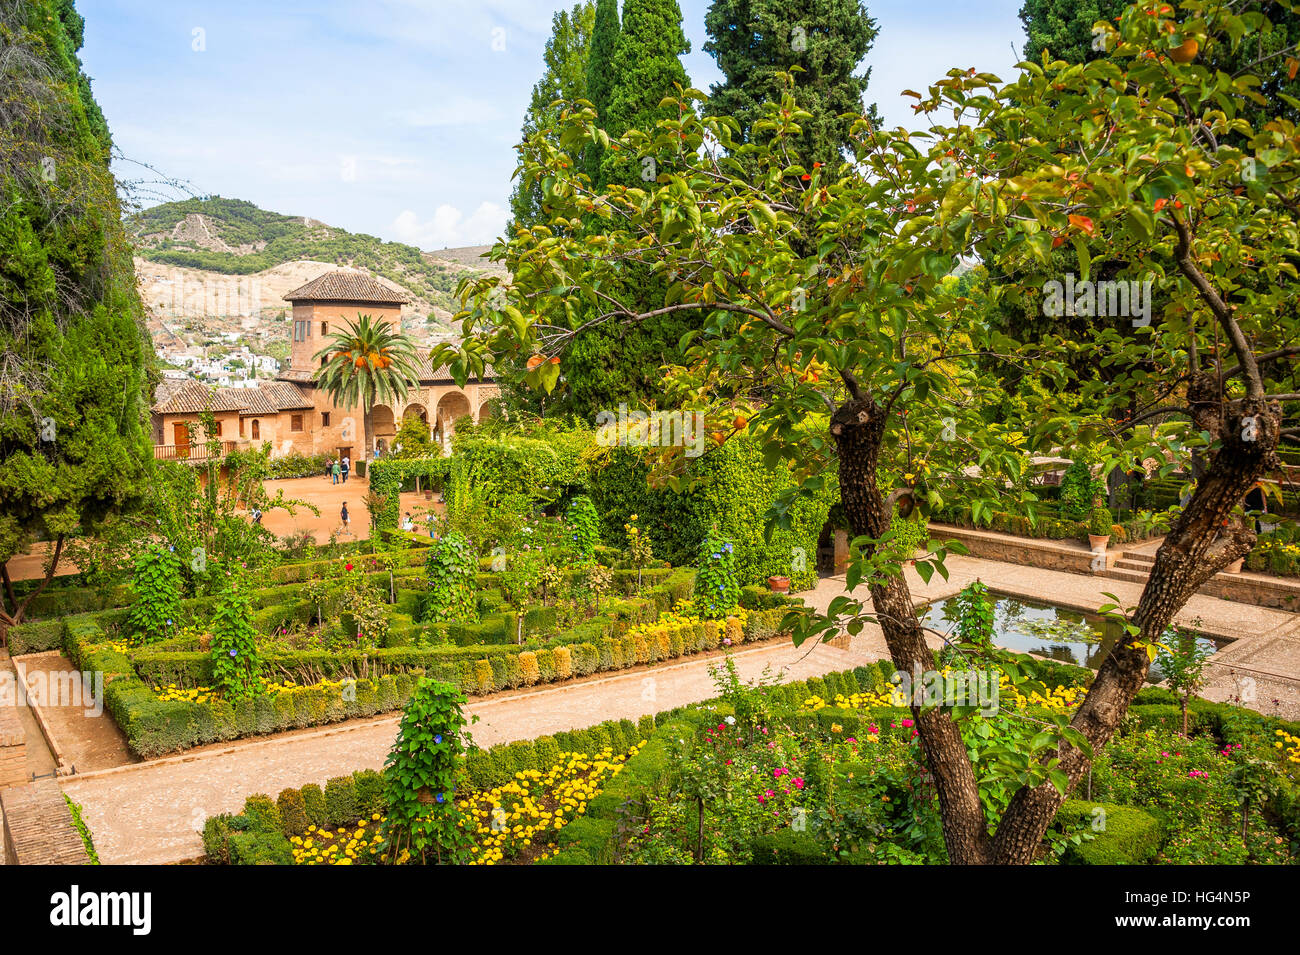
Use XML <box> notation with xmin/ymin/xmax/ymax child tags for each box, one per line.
<box><xmin>433</xmin><ymin>390</ymin><xmax>473</xmax><ymax>451</ymax></box>
<box><xmin>402</xmin><ymin>402</ymin><xmax>428</xmax><ymax>423</ymax></box>
<box><xmin>370</xmin><ymin>404</ymin><xmax>397</xmax><ymax>453</ymax></box>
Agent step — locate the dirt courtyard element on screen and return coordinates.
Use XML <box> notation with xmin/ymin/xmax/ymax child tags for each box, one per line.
<box><xmin>254</xmin><ymin>474</ymin><xmax>441</xmax><ymax>545</ymax></box>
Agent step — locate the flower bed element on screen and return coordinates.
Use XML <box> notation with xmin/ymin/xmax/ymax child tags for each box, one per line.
<box><xmin>1245</xmin><ymin>528</ymin><xmax>1300</xmax><ymax>578</ymax></box>
<box><xmin>203</xmin><ymin>715</ymin><xmax>654</xmax><ymax>865</ymax></box>
<box><xmin>62</xmin><ymin>577</ymin><xmax>799</xmax><ymax>758</ymax></box>
<box><xmin>546</xmin><ymin>662</ymin><xmax>1300</xmax><ymax>866</ymax></box>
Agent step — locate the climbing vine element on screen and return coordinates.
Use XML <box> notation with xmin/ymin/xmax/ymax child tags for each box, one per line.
<box><xmin>951</xmin><ymin>580</ymin><xmax>994</xmax><ymax>650</ymax></box>
<box><xmin>382</xmin><ymin>677</ymin><xmax>475</xmax><ymax>864</ymax></box>
<box><xmin>695</xmin><ymin>530</ymin><xmax>740</xmax><ymax>620</ymax></box>
<box><xmin>567</xmin><ymin>494</ymin><xmax>600</xmax><ymax>563</ymax></box>
<box><xmin>420</xmin><ymin>533</ymin><xmax>478</xmax><ymax>623</ymax></box>
<box><xmin>209</xmin><ymin>570</ymin><xmax>262</xmax><ymax>701</ymax></box>
<box><xmin>126</xmin><ymin>543</ymin><xmax>183</xmax><ymax>644</ymax></box>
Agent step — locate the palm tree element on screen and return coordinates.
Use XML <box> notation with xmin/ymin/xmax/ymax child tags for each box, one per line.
<box><xmin>312</xmin><ymin>314</ymin><xmax>421</xmax><ymax>459</ymax></box>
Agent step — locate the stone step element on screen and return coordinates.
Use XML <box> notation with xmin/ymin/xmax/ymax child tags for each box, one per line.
<box><xmin>1113</xmin><ymin>558</ymin><xmax>1155</xmax><ymax>573</ymax></box>
<box><xmin>1098</xmin><ymin>567</ymin><xmax>1152</xmax><ymax>586</ymax></box>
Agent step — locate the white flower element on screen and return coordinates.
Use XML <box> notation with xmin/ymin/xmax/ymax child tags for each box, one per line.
<box><xmin>724</xmin><ymin>715</ymin><xmax>736</xmax><ymax>726</ymax></box>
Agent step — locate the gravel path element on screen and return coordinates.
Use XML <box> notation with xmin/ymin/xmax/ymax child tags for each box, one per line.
<box><xmin>60</xmin><ymin>636</ymin><xmax>876</xmax><ymax>864</ymax></box>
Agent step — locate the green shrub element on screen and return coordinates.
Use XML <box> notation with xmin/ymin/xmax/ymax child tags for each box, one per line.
<box><xmin>203</xmin><ymin>813</ymin><xmax>237</xmax><ymax>863</ymax></box>
<box><xmin>324</xmin><ymin>776</ymin><xmax>358</xmax><ymax>827</ymax></box>
<box><xmin>241</xmin><ymin>794</ymin><xmax>282</xmax><ymax>834</ymax></box>
<box><xmin>353</xmin><ymin>769</ymin><xmax>386</xmax><ymax>818</ymax></box>
<box><xmin>276</xmin><ymin>789</ymin><xmax>309</xmax><ymax>837</ymax></box>
<box><xmin>749</xmin><ymin>829</ymin><xmax>830</xmax><ymax>864</ymax></box>
<box><xmin>1054</xmin><ymin>800</ymin><xmax>1164</xmax><ymax>865</ymax></box>
<box><xmin>300</xmin><ymin>783</ymin><xmax>327</xmax><ymax>827</ymax></box>
<box><xmin>228</xmin><ymin>831</ymin><xmax>293</xmax><ymax>865</ymax></box>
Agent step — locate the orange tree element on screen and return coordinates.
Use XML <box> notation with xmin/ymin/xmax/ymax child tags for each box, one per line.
<box><xmin>433</xmin><ymin>0</ymin><xmax>1299</xmax><ymax>863</ymax></box>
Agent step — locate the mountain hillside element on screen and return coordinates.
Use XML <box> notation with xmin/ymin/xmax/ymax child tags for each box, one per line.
<box><xmin>128</xmin><ymin>197</ymin><xmax>505</xmax><ymax>325</ymax></box>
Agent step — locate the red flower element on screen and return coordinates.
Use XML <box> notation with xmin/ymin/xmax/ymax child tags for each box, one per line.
<box><xmin>345</xmin><ymin>562</ymin><xmax>353</xmax><ymax>571</ymax></box>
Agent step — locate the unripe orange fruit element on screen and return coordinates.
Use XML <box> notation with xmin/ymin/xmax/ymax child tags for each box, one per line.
<box><xmin>1169</xmin><ymin>38</ymin><xmax>1198</xmax><ymax>63</ymax></box>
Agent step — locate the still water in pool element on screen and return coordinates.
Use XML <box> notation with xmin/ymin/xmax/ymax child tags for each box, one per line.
<box><xmin>918</xmin><ymin>592</ymin><xmax>1222</xmax><ymax>683</ymax></box>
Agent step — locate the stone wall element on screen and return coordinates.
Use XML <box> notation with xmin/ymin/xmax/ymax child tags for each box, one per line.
<box><xmin>1</xmin><ymin>780</ymin><xmax>89</xmax><ymax>865</ymax></box>
<box><xmin>928</xmin><ymin>523</ymin><xmax>1106</xmax><ymax>574</ymax></box>
<box><xmin>0</xmin><ymin>706</ymin><xmax>24</xmax><ymax>791</ymax></box>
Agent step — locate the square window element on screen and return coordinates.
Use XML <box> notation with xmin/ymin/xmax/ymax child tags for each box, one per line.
<box><xmin>291</xmin><ymin>414</ymin><xmax>304</xmax><ymax>432</ymax></box>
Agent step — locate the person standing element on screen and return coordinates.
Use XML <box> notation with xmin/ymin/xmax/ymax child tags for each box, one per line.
<box><xmin>341</xmin><ymin>455</ymin><xmax>350</xmax><ymax>484</ymax></box>
<box><xmin>331</xmin><ymin>459</ymin><xmax>341</xmax><ymax>485</ymax></box>
<box><xmin>341</xmin><ymin>502</ymin><xmax>350</xmax><ymax>533</ymax></box>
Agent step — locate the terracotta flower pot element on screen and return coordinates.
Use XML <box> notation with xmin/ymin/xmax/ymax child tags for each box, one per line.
<box><xmin>424</xmin><ymin>490</ymin><xmax>433</xmax><ymax>500</ymax></box>
<box><xmin>1088</xmin><ymin>534</ymin><xmax>1110</xmax><ymax>552</ymax></box>
<box><xmin>767</xmin><ymin>575</ymin><xmax>790</xmax><ymax>593</ymax></box>
<box><xmin>1225</xmin><ymin>557</ymin><xmax>1244</xmax><ymax>574</ymax></box>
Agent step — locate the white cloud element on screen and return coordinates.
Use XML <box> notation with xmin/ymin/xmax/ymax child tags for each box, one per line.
<box><xmin>391</xmin><ymin>202</ymin><xmax>509</xmax><ymax>249</ymax></box>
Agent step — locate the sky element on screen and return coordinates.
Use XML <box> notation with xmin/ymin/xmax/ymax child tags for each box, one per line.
<box><xmin>79</xmin><ymin>0</ymin><xmax>1028</xmax><ymax>250</ymax></box>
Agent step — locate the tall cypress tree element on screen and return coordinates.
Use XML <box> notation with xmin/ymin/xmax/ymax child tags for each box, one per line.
<box><xmin>509</xmin><ymin>2</ymin><xmax>597</xmax><ymax>231</ymax></box>
<box><xmin>0</xmin><ymin>0</ymin><xmax>153</xmax><ymax>639</ymax></box>
<box><xmin>704</xmin><ymin>0</ymin><xmax>879</xmax><ymax>171</ymax></box>
<box><xmin>1019</xmin><ymin>0</ymin><xmax>1300</xmax><ymax>126</ymax></box>
<box><xmin>1019</xmin><ymin>0</ymin><xmax>1126</xmax><ymax>64</ymax></box>
<box><xmin>583</xmin><ymin>0</ymin><xmax>621</xmax><ymax>183</ymax></box>
<box><xmin>598</xmin><ymin>0</ymin><xmax>691</xmax><ymax>188</ymax></box>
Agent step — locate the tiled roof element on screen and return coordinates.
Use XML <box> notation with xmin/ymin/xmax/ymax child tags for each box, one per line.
<box><xmin>152</xmin><ymin>381</ymin><xmax>247</xmax><ymax>414</ymax></box>
<box><xmin>236</xmin><ymin>389</ymin><xmax>279</xmax><ymax>416</ymax></box>
<box><xmin>256</xmin><ymin>380</ymin><xmax>314</xmax><ymax>410</ymax></box>
<box><xmin>152</xmin><ymin>380</ymin><xmax>314</xmax><ymax>415</ymax></box>
<box><xmin>283</xmin><ymin>270</ymin><xmax>408</xmax><ymax>305</ymax></box>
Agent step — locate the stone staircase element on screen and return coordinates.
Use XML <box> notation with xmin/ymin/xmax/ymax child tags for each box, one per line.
<box><xmin>1100</xmin><ymin>546</ymin><xmax>1300</xmax><ymax>611</ymax></box>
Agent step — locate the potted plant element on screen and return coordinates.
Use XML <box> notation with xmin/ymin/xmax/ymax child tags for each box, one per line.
<box><xmin>1225</xmin><ymin>555</ymin><xmax>1245</xmax><ymax>573</ymax></box>
<box><xmin>767</xmin><ymin>575</ymin><xmax>790</xmax><ymax>593</ymax></box>
<box><xmin>1087</xmin><ymin>505</ymin><xmax>1113</xmax><ymax>553</ymax></box>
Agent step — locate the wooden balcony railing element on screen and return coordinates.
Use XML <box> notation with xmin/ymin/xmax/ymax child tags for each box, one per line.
<box><xmin>152</xmin><ymin>441</ymin><xmax>242</xmax><ymax>462</ymax></box>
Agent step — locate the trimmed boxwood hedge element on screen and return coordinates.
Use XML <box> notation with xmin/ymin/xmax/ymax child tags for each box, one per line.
<box><xmin>64</xmin><ymin>581</ymin><xmax>799</xmax><ymax>758</ymax></box>
<box><xmin>1054</xmin><ymin>800</ymin><xmax>1164</xmax><ymax>865</ymax></box>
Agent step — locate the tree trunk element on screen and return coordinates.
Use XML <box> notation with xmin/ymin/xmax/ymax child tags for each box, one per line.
<box><xmin>831</xmin><ymin>399</ymin><xmax>994</xmax><ymax>864</ymax></box>
<box><xmin>988</xmin><ymin>390</ymin><xmax>1280</xmax><ymax>863</ymax></box>
<box><xmin>363</xmin><ymin>406</ymin><xmax>374</xmax><ymax>461</ymax></box>
<box><xmin>0</xmin><ymin>534</ymin><xmax>66</xmax><ymax>649</ymax></box>
<box><xmin>695</xmin><ymin>796</ymin><xmax>705</xmax><ymax>863</ymax></box>
<box><xmin>830</xmin><ymin>390</ymin><xmax>1278</xmax><ymax>864</ymax></box>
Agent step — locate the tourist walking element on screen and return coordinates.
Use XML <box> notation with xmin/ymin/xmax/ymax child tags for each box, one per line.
<box><xmin>341</xmin><ymin>502</ymin><xmax>350</xmax><ymax>533</ymax></box>
<box><xmin>341</xmin><ymin>455</ymin><xmax>350</xmax><ymax>483</ymax></box>
<box><xmin>402</xmin><ymin>512</ymin><xmax>414</xmax><ymax>532</ymax></box>
<box><xmin>331</xmin><ymin>459</ymin><xmax>341</xmax><ymax>484</ymax></box>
